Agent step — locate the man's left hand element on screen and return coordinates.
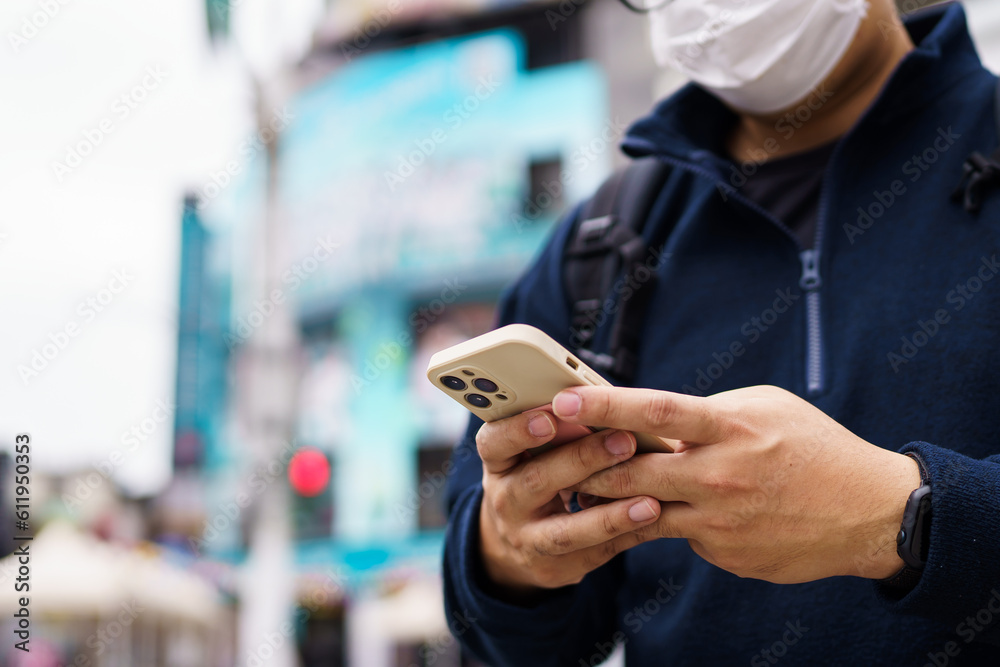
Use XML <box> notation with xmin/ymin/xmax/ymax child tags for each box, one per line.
<box><xmin>553</xmin><ymin>385</ymin><xmax>922</xmax><ymax>584</ymax></box>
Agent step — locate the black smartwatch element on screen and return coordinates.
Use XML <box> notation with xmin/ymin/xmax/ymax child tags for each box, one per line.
<box><xmin>884</xmin><ymin>453</ymin><xmax>932</xmax><ymax>590</ymax></box>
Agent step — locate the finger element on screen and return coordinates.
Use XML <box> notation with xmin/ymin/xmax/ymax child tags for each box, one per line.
<box><xmin>556</xmin><ymin>491</ymin><xmax>612</xmax><ymax>512</ymax></box>
<box><xmin>544</xmin><ymin>503</ymin><xmax>699</xmax><ymax>586</ymax></box>
<box><xmin>476</xmin><ymin>411</ymin><xmax>557</xmax><ymax>474</ymax></box>
<box><xmin>556</xmin><ymin>528</ymin><xmax>661</xmax><ymax>584</ymax></box>
<box><xmin>510</xmin><ymin>429</ymin><xmax>638</xmax><ymax>506</ymax></box>
<box><xmin>631</xmin><ymin>501</ymin><xmax>700</xmax><ymax>542</ymax></box>
<box><xmin>577</xmin><ymin>493</ymin><xmax>609</xmax><ymax>510</ymax></box>
<box><xmin>569</xmin><ymin>454</ymin><xmax>695</xmax><ymax>502</ymax></box>
<box><xmin>593</xmin><ymin>502</ymin><xmax>699</xmax><ymax>555</ymax></box>
<box><xmin>558</xmin><ymin>490</ymin><xmax>574</xmax><ymax>513</ymax></box>
<box><xmin>523</xmin><ymin>496</ymin><xmax>662</xmax><ymax>557</ymax></box>
<box><xmin>553</xmin><ymin>386</ymin><xmax>724</xmax><ymax>445</ymax></box>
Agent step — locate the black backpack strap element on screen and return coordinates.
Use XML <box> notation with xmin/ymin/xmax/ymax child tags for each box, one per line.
<box><xmin>564</xmin><ymin>156</ymin><xmax>671</xmax><ymax>384</ymax></box>
<box><xmin>952</xmin><ymin>77</ymin><xmax>1000</xmax><ymax>214</ymax></box>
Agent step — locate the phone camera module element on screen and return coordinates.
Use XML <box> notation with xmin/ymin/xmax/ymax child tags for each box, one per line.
<box><xmin>473</xmin><ymin>378</ymin><xmax>499</xmax><ymax>393</ymax></box>
<box><xmin>465</xmin><ymin>394</ymin><xmax>492</xmax><ymax>409</ymax></box>
<box><xmin>441</xmin><ymin>376</ymin><xmax>467</xmax><ymax>391</ymax></box>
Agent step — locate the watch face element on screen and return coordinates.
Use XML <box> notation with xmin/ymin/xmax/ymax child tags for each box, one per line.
<box><xmin>914</xmin><ymin>493</ymin><xmax>933</xmax><ymax>564</ymax></box>
<box><xmin>898</xmin><ymin>485</ymin><xmax>932</xmax><ymax>569</ymax></box>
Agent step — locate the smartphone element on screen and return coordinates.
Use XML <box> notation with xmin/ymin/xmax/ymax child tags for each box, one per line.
<box><xmin>426</xmin><ymin>324</ymin><xmax>674</xmax><ymax>454</ymax></box>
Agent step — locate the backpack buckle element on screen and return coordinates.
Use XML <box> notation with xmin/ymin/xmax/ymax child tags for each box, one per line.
<box><xmin>953</xmin><ymin>151</ymin><xmax>1000</xmax><ymax>214</ymax></box>
<box><xmin>576</xmin><ymin>347</ymin><xmax>636</xmax><ymax>383</ymax></box>
<box><xmin>576</xmin><ymin>348</ymin><xmax>615</xmax><ymax>372</ymax></box>
<box><xmin>578</xmin><ymin>215</ymin><xmax>615</xmax><ymax>243</ymax></box>
<box><xmin>567</xmin><ymin>215</ymin><xmax>619</xmax><ymax>258</ymax></box>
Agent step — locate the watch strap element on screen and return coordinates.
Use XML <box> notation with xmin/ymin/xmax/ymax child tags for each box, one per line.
<box><xmin>882</xmin><ymin>453</ymin><xmax>932</xmax><ymax>591</ymax></box>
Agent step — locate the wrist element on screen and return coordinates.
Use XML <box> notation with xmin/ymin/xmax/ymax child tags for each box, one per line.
<box><xmin>852</xmin><ymin>451</ymin><xmax>922</xmax><ymax>580</ymax></box>
<box><xmin>476</xmin><ymin>503</ymin><xmax>546</xmax><ymax>602</ymax></box>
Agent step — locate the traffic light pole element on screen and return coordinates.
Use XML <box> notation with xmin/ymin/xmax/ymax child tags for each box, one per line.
<box><xmin>235</xmin><ymin>78</ymin><xmax>302</xmax><ymax>667</ymax></box>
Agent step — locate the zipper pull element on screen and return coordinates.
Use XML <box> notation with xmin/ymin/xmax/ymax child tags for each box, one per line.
<box><xmin>799</xmin><ymin>250</ymin><xmax>822</xmax><ymax>291</ymax></box>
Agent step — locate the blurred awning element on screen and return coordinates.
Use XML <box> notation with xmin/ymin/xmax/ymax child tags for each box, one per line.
<box><xmin>126</xmin><ymin>551</ymin><xmax>224</xmax><ymax>625</ymax></box>
<box><xmin>0</xmin><ymin>521</ymin><xmax>222</xmax><ymax>625</ymax></box>
<box><xmin>360</xmin><ymin>578</ymin><xmax>449</xmax><ymax>642</ymax></box>
<box><xmin>3</xmin><ymin>522</ymin><xmax>126</xmax><ymax>617</ymax></box>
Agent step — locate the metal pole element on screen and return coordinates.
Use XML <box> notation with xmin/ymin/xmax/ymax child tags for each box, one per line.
<box><xmin>235</xmin><ymin>77</ymin><xmax>301</xmax><ymax>667</ymax></box>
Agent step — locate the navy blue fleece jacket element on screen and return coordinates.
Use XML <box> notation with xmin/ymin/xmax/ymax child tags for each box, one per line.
<box><xmin>443</xmin><ymin>4</ymin><xmax>1000</xmax><ymax>665</ymax></box>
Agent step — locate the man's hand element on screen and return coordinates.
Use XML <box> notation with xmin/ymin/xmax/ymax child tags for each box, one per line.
<box><xmin>552</xmin><ymin>385</ymin><xmax>922</xmax><ymax>584</ymax></box>
<box><xmin>476</xmin><ymin>410</ymin><xmax>663</xmax><ymax>598</ymax></box>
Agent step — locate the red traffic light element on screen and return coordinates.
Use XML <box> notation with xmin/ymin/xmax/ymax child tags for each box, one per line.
<box><xmin>288</xmin><ymin>448</ymin><xmax>331</xmax><ymax>497</ymax></box>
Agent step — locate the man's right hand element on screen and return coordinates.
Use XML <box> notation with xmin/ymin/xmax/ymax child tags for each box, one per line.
<box><xmin>476</xmin><ymin>410</ymin><xmax>663</xmax><ymax>598</ymax></box>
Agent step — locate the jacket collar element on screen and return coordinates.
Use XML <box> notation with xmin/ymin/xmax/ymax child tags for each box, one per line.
<box><xmin>621</xmin><ymin>2</ymin><xmax>990</xmax><ymax>164</ymax></box>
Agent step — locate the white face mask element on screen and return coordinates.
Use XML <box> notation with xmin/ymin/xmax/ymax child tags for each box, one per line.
<box><xmin>650</xmin><ymin>0</ymin><xmax>869</xmax><ymax>114</ymax></box>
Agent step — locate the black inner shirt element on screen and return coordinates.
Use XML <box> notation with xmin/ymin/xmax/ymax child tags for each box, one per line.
<box><xmin>736</xmin><ymin>140</ymin><xmax>838</xmax><ymax>250</ymax></box>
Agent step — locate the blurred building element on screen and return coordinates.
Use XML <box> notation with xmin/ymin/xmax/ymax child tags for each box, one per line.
<box><xmin>178</xmin><ymin>1</ymin><xmax>660</xmax><ymax>665</ymax></box>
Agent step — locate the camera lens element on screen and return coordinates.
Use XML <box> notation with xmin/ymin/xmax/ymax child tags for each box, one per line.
<box><xmin>465</xmin><ymin>394</ymin><xmax>492</xmax><ymax>409</ymax></box>
<box><xmin>473</xmin><ymin>378</ymin><xmax>499</xmax><ymax>393</ymax></box>
<box><xmin>441</xmin><ymin>376</ymin><xmax>467</xmax><ymax>391</ymax></box>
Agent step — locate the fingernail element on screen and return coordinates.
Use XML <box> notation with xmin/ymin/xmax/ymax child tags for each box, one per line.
<box><xmin>628</xmin><ymin>499</ymin><xmax>657</xmax><ymax>523</ymax></box>
<box><xmin>553</xmin><ymin>391</ymin><xmax>581</xmax><ymax>417</ymax></box>
<box><xmin>528</xmin><ymin>413</ymin><xmax>554</xmax><ymax>438</ymax></box>
<box><xmin>605</xmin><ymin>431</ymin><xmax>633</xmax><ymax>457</ymax></box>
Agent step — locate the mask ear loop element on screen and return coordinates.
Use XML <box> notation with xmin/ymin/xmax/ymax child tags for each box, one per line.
<box><xmin>617</xmin><ymin>0</ymin><xmax>672</xmax><ymax>13</ymax></box>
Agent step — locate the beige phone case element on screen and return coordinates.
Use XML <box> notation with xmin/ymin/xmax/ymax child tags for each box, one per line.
<box><xmin>426</xmin><ymin>324</ymin><xmax>673</xmax><ymax>454</ymax></box>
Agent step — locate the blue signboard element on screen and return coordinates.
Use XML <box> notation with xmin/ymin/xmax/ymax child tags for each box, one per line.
<box><xmin>278</xmin><ymin>29</ymin><xmax>612</xmax><ymax>316</ymax></box>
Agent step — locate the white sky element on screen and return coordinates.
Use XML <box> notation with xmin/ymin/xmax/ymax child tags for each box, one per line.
<box><xmin>0</xmin><ymin>0</ymin><xmax>254</xmax><ymax>496</ymax></box>
<box><xmin>0</xmin><ymin>0</ymin><xmax>997</xmax><ymax>498</ymax></box>
<box><xmin>0</xmin><ymin>0</ymin><xmax>323</xmax><ymax>498</ymax></box>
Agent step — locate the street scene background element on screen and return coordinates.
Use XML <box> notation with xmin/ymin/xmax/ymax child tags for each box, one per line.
<box><xmin>1</xmin><ymin>0</ymin><xmax>998</xmax><ymax>665</ymax></box>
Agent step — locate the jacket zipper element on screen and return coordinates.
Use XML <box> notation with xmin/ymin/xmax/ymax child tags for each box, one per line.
<box><xmin>643</xmin><ymin>152</ymin><xmax>830</xmax><ymax>396</ymax></box>
<box><xmin>801</xmin><ymin>151</ymin><xmax>836</xmax><ymax>397</ymax></box>
<box><xmin>799</xmin><ymin>249</ymin><xmax>824</xmax><ymax>394</ymax></box>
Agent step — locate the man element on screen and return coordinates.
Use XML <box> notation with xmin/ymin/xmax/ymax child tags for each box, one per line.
<box><xmin>443</xmin><ymin>0</ymin><xmax>1000</xmax><ymax>664</ymax></box>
